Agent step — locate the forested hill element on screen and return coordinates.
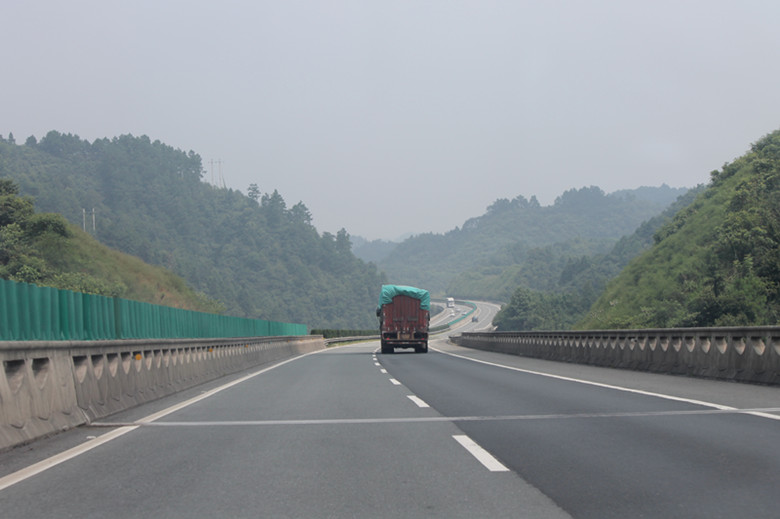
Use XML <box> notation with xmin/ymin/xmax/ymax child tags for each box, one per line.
<box><xmin>379</xmin><ymin>185</ymin><xmax>687</xmax><ymax>294</ymax></box>
<box><xmin>580</xmin><ymin>129</ymin><xmax>780</xmax><ymax>328</ymax></box>
<box><xmin>491</xmin><ymin>186</ymin><xmax>703</xmax><ymax>331</ymax></box>
<box><xmin>0</xmin><ymin>178</ymin><xmax>223</xmax><ymax>313</ymax></box>
<box><xmin>0</xmin><ymin>132</ymin><xmax>385</xmax><ymax>329</ymax></box>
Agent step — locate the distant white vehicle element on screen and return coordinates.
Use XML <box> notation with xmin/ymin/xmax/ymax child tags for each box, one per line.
<box><xmin>446</xmin><ymin>297</ymin><xmax>455</xmax><ymax>308</ymax></box>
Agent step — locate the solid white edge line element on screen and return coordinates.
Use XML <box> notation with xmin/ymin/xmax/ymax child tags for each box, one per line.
<box><xmin>138</xmin><ymin>349</ymin><xmax>323</xmax><ymax>424</ymax></box>
<box><xmin>453</xmin><ymin>434</ymin><xmax>509</xmax><ymax>472</ymax></box>
<box><xmin>432</xmin><ymin>346</ymin><xmax>780</xmax><ymax>421</ymax></box>
<box><xmin>0</xmin><ymin>349</ymin><xmax>325</xmax><ymax>492</ymax></box>
<box><xmin>407</xmin><ymin>395</ymin><xmax>430</xmax><ymax>408</ymax></box>
<box><xmin>0</xmin><ymin>426</ymin><xmax>138</xmax><ymax>492</ymax></box>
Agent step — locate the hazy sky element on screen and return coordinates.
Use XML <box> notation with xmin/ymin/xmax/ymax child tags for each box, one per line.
<box><xmin>4</xmin><ymin>1</ymin><xmax>780</xmax><ymax>240</ymax></box>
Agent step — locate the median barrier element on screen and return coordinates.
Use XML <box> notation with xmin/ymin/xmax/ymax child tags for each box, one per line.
<box><xmin>0</xmin><ymin>335</ymin><xmax>325</xmax><ymax>451</ymax></box>
<box><xmin>451</xmin><ymin>327</ymin><xmax>780</xmax><ymax>386</ymax></box>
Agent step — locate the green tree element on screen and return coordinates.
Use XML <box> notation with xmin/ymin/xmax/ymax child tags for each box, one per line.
<box><xmin>247</xmin><ymin>183</ymin><xmax>260</xmax><ymax>203</ymax></box>
<box><xmin>1</xmin><ymin>133</ymin><xmax>392</xmax><ymax>328</ymax></box>
<box><xmin>580</xmin><ymin>129</ymin><xmax>780</xmax><ymax>328</ymax></box>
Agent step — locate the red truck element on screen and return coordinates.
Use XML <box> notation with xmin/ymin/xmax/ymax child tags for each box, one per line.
<box><xmin>376</xmin><ymin>285</ymin><xmax>430</xmax><ymax>354</ymax></box>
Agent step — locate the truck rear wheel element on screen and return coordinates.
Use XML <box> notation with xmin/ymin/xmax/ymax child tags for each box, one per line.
<box><xmin>381</xmin><ymin>341</ymin><xmax>393</xmax><ymax>354</ymax></box>
<box><xmin>415</xmin><ymin>343</ymin><xmax>428</xmax><ymax>353</ymax></box>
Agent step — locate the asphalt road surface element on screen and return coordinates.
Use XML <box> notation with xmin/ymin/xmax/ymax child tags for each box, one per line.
<box><xmin>1</xmin><ymin>333</ymin><xmax>779</xmax><ymax>518</ymax></box>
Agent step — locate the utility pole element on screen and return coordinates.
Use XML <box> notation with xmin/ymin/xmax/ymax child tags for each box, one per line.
<box><xmin>209</xmin><ymin>159</ymin><xmax>224</xmax><ymax>187</ymax></box>
<box><xmin>218</xmin><ymin>159</ymin><xmax>225</xmax><ymax>188</ymax></box>
<box><xmin>82</xmin><ymin>208</ymin><xmax>96</xmax><ymax>233</ymax></box>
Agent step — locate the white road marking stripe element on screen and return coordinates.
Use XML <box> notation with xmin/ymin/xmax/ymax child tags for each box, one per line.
<box><xmin>380</xmin><ymin>368</ymin><xmax>387</xmax><ymax>374</ymax></box>
<box><xmin>374</xmin><ymin>362</ymin><xmax>381</xmax><ymax>366</ymax></box>
<box><xmin>92</xmin><ymin>407</ymin><xmax>780</xmax><ymax>427</ymax></box>
<box><xmin>138</xmin><ymin>352</ymin><xmax>318</xmax><ymax>423</ymax></box>
<box><xmin>0</xmin><ymin>350</ymin><xmax>323</xmax><ymax>492</ymax></box>
<box><xmin>407</xmin><ymin>395</ymin><xmax>430</xmax><ymax>408</ymax></box>
<box><xmin>453</xmin><ymin>435</ymin><xmax>509</xmax><ymax>472</ymax></box>
<box><xmin>0</xmin><ymin>426</ymin><xmax>138</xmax><ymax>492</ymax></box>
<box><xmin>433</xmin><ymin>347</ymin><xmax>780</xmax><ymax>421</ymax></box>
<box><xmin>389</xmin><ymin>378</ymin><xmax>402</xmax><ymax>385</ymax></box>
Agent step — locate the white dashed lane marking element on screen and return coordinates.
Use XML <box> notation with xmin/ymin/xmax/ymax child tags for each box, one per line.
<box><xmin>453</xmin><ymin>434</ymin><xmax>510</xmax><ymax>472</ymax></box>
<box><xmin>407</xmin><ymin>395</ymin><xmax>430</xmax><ymax>408</ymax></box>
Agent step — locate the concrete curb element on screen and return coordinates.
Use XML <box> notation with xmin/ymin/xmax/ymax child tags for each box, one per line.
<box><xmin>0</xmin><ymin>336</ymin><xmax>325</xmax><ymax>451</ymax></box>
<box><xmin>452</xmin><ymin>327</ymin><xmax>780</xmax><ymax>385</ymax></box>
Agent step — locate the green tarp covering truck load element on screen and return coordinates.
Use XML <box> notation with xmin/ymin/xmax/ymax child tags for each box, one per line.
<box><xmin>376</xmin><ymin>284</ymin><xmax>430</xmax><ymax>354</ymax></box>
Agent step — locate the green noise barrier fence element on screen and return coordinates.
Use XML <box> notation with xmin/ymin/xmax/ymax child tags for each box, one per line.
<box><xmin>0</xmin><ymin>278</ymin><xmax>307</xmax><ymax>340</ymax></box>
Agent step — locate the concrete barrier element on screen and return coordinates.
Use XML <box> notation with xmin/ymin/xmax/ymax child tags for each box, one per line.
<box><xmin>0</xmin><ymin>336</ymin><xmax>325</xmax><ymax>451</ymax></box>
<box><xmin>451</xmin><ymin>327</ymin><xmax>780</xmax><ymax>386</ymax></box>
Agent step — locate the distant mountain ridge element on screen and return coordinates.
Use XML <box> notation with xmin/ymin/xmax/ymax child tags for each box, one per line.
<box><xmin>351</xmin><ymin>236</ymin><xmax>399</xmax><ymax>264</ymax></box>
<box><xmin>491</xmin><ymin>186</ymin><xmax>704</xmax><ymax>330</ymax></box>
<box><xmin>377</xmin><ymin>185</ymin><xmax>687</xmax><ymax>295</ymax></box>
<box><xmin>0</xmin><ymin>131</ymin><xmax>386</xmax><ymax>329</ymax></box>
<box><xmin>3</xmin><ymin>129</ymin><xmax>731</xmax><ymax>332</ymax></box>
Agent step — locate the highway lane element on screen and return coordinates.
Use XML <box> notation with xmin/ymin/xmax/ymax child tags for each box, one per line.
<box><xmin>456</xmin><ymin>300</ymin><xmax>501</xmax><ymax>333</ymax></box>
<box><xmin>436</xmin><ymin>298</ymin><xmax>780</xmax><ymax>514</ymax></box>
<box><xmin>0</xmin><ymin>343</ymin><xmax>569</xmax><ymax>519</ymax></box>
<box><xmin>430</xmin><ymin>299</ymin><xmax>500</xmax><ymax>334</ymax></box>
<box><xmin>3</xmin><ymin>326</ymin><xmax>778</xmax><ymax>518</ymax></box>
<box><xmin>384</xmin><ymin>338</ymin><xmax>780</xmax><ymax>519</ymax></box>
